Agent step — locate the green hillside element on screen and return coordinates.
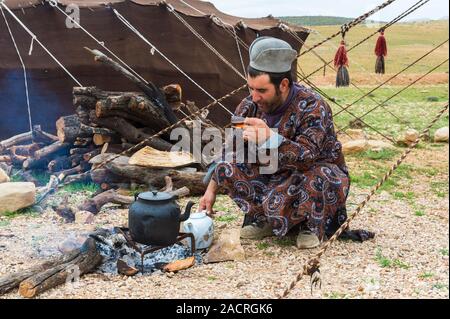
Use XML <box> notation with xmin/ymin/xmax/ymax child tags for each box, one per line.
<box><xmin>279</xmin><ymin>16</ymin><xmax>383</xmax><ymax>26</ymax></box>
<box><xmin>294</xmin><ymin>19</ymin><xmax>449</xmax><ymax>82</ymax></box>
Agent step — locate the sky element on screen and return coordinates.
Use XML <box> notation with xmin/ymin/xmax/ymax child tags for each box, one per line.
<box><xmin>205</xmin><ymin>0</ymin><xmax>449</xmax><ymax>21</ymax></box>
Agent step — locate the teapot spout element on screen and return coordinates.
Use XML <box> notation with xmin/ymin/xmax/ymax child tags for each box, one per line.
<box><xmin>180</xmin><ymin>201</ymin><xmax>194</xmax><ymax>222</ymax></box>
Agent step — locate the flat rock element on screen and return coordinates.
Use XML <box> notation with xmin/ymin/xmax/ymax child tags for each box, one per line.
<box><xmin>203</xmin><ymin>228</ymin><xmax>245</xmax><ymax>263</ymax></box>
<box><xmin>434</xmin><ymin>127</ymin><xmax>449</xmax><ymax>143</ymax></box>
<box><xmin>0</xmin><ymin>182</ymin><xmax>35</xmax><ymax>214</ymax></box>
<box><xmin>342</xmin><ymin>139</ymin><xmax>368</xmax><ymax>154</ymax></box>
<box><xmin>0</xmin><ymin>167</ymin><xmax>10</xmax><ymax>183</ymax></box>
<box><xmin>367</xmin><ymin>140</ymin><xmax>396</xmax><ymax>151</ymax></box>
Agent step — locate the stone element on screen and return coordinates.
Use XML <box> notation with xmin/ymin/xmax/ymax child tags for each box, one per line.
<box><xmin>397</xmin><ymin>129</ymin><xmax>420</xmax><ymax>147</ymax></box>
<box><xmin>404</xmin><ymin>129</ymin><xmax>419</xmax><ymax>142</ymax></box>
<box><xmin>75</xmin><ymin>210</ymin><xmax>95</xmax><ymax>224</ymax></box>
<box><xmin>58</xmin><ymin>234</ymin><xmax>89</xmax><ymax>254</ymax></box>
<box><xmin>367</xmin><ymin>140</ymin><xmax>396</xmax><ymax>151</ymax></box>
<box><xmin>0</xmin><ymin>168</ymin><xmax>10</xmax><ymax>183</ymax></box>
<box><xmin>203</xmin><ymin>228</ymin><xmax>245</xmax><ymax>263</ymax></box>
<box><xmin>342</xmin><ymin>139</ymin><xmax>368</xmax><ymax>155</ymax></box>
<box><xmin>337</xmin><ymin>129</ymin><xmax>367</xmax><ymax>144</ymax></box>
<box><xmin>434</xmin><ymin>127</ymin><xmax>449</xmax><ymax>143</ymax></box>
<box><xmin>0</xmin><ymin>182</ymin><xmax>35</xmax><ymax>214</ymax></box>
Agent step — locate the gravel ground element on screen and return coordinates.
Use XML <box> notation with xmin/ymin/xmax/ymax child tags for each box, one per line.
<box><xmin>0</xmin><ymin>144</ymin><xmax>448</xmax><ymax>299</ymax></box>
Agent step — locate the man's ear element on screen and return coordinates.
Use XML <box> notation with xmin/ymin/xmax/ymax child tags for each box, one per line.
<box><xmin>279</xmin><ymin>78</ymin><xmax>290</xmax><ymax>93</ymax></box>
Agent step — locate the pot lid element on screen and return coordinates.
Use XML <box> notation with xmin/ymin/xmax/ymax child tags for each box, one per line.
<box><xmin>138</xmin><ymin>191</ymin><xmax>174</xmax><ymax>201</ymax></box>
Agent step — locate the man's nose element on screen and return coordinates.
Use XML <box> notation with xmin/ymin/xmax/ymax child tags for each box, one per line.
<box><xmin>252</xmin><ymin>92</ymin><xmax>261</xmax><ymax>103</ymax></box>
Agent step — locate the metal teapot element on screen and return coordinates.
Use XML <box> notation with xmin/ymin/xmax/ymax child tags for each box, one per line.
<box><xmin>128</xmin><ymin>191</ymin><xmax>194</xmax><ymax>246</ymax></box>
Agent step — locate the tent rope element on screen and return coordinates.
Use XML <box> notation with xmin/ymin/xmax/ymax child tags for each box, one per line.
<box><xmin>0</xmin><ymin>0</ymin><xmax>83</xmax><ymax>87</ymax></box>
<box><xmin>112</xmin><ymin>7</ymin><xmax>234</xmax><ymax>116</ymax></box>
<box><xmin>1</xmin><ymin>5</ymin><xmax>33</xmax><ymax>132</ymax></box>
<box><xmin>299</xmin><ymin>0</ymin><xmax>431</xmax><ymax>82</ymax></box>
<box><xmin>282</xmin><ymin>23</ymin><xmax>402</xmax><ymax>123</ymax></box>
<box><xmin>162</xmin><ymin>1</ymin><xmax>246</xmax><ymax>80</ymax></box>
<box><xmin>298</xmin><ymin>0</ymin><xmax>397</xmax><ymax>58</ymax></box>
<box><xmin>49</xmin><ymin>1</ymin><xmax>150</xmax><ymax>85</ymax></box>
<box><xmin>278</xmin><ymin>101</ymin><xmax>449</xmax><ymax>298</ymax></box>
<box><xmin>336</xmin><ymin>58</ymin><xmax>449</xmax><ymax>135</ymax></box>
<box><xmin>334</xmin><ymin>39</ymin><xmax>449</xmax><ymax>117</ymax></box>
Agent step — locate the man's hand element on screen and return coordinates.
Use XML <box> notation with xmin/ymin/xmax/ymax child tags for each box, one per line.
<box><xmin>242</xmin><ymin>118</ymin><xmax>274</xmax><ymax>144</ymax></box>
<box><xmin>198</xmin><ymin>180</ymin><xmax>218</xmax><ymax>216</ymax></box>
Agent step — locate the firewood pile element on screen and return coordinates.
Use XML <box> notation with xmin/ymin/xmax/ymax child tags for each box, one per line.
<box><xmin>0</xmin><ymin>48</ymin><xmax>225</xmax><ymax>202</ymax></box>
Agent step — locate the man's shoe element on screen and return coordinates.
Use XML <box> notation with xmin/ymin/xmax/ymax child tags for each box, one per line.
<box><xmin>240</xmin><ymin>223</ymin><xmax>273</xmax><ymax>240</ymax></box>
<box><xmin>296</xmin><ymin>230</ymin><xmax>320</xmax><ymax>249</ymax></box>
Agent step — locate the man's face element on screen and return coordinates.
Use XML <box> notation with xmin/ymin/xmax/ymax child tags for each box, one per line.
<box><xmin>247</xmin><ymin>74</ymin><xmax>285</xmax><ymax>114</ymax></box>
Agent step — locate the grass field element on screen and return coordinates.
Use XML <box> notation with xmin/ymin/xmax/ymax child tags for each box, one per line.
<box><xmin>295</xmin><ymin>20</ymin><xmax>449</xmax><ymax>84</ymax></box>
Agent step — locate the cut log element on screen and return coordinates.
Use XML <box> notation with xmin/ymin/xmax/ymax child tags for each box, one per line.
<box><xmin>95</xmin><ymin>95</ymin><xmax>171</xmax><ymax>130</ymax></box>
<box><xmin>0</xmin><ymin>247</ymin><xmax>81</xmax><ymax>295</ymax></box>
<box><xmin>0</xmin><ymin>155</ymin><xmax>12</xmax><ymax>164</ymax></box>
<box><xmin>73</xmin><ymin>137</ymin><xmax>93</xmax><ymax>147</ymax></box>
<box><xmin>56</xmin><ymin>115</ymin><xmax>113</xmax><ymax>143</ymax></box>
<box><xmin>32</xmin><ymin>125</ymin><xmax>59</xmax><ymax>144</ymax></box>
<box><xmin>75</xmin><ymin>105</ymin><xmax>91</xmax><ymax>124</ymax></box>
<box><xmin>11</xmin><ymin>154</ymin><xmax>28</xmax><ymax>167</ymax></box>
<box><xmin>73</xmin><ymin>95</ymin><xmax>97</xmax><ymax>109</ymax></box>
<box><xmin>9</xmin><ymin>143</ymin><xmax>42</xmax><ymax>157</ymax></box>
<box><xmin>70</xmin><ymin>146</ymin><xmax>95</xmax><ymax>155</ymax></box>
<box><xmin>56</xmin><ymin>162</ymin><xmax>90</xmax><ymax>181</ymax></box>
<box><xmin>77</xmin><ymin>189</ymin><xmax>133</xmax><ymax>214</ymax></box>
<box><xmin>33</xmin><ymin>141</ymin><xmax>71</xmax><ymax>161</ymax></box>
<box><xmin>0</xmin><ymin>132</ymin><xmax>32</xmax><ymax>153</ymax></box>
<box><xmin>100</xmin><ymin>143</ymin><xmax>125</xmax><ymax>155</ymax></box>
<box><xmin>90</xmin><ymin>168</ymin><xmax>126</xmax><ymax>185</ymax></box>
<box><xmin>93</xmin><ymin>133</ymin><xmax>120</xmax><ymax>146</ymax></box>
<box><xmin>91</xmin><ymin>154</ymin><xmax>207</xmax><ymax>195</ymax></box>
<box><xmin>92</xmin><ymin>116</ymin><xmax>173</xmax><ymax>151</ymax></box>
<box><xmin>48</xmin><ymin>156</ymin><xmax>72</xmax><ymax>173</ymax></box>
<box><xmin>22</xmin><ymin>157</ymin><xmax>50</xmax><ymax>170</ymax></box>
<box><xmin>18</xmin><ymin>238</ymin><xmax>102</xmax><ymax>298</ymax></box>
<box><xmin>63</xmin><ymin>171</ymin><xmax>92</xmax><ymax>185</ymax></box>
<box><xmin>82</xmin><ymin>149</ymin><xmax>101</xmax><ymax>162</ymax></box>
<box><xmin>84</xmin><ymin>47</ymin><xmax>178</xmax><ymax>124</ymax></box>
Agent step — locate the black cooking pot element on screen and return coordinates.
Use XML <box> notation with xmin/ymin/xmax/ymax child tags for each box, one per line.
<box><xmin>128</xmin><ymin>191</ymin><xmax>194</xmax><ymax>246</ymax></box>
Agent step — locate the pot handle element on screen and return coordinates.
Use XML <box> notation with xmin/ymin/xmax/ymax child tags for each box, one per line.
<box><xmin>134</xmin><ymin>193</ymin><xmax>139</xmax><ymax>201</ymax></box>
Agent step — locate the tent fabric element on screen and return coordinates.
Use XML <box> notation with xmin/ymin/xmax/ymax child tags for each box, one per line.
<box><xmin>0</xmin><ymin>0</ymin><xmax>309</xmax><ymax>138</ymax></box>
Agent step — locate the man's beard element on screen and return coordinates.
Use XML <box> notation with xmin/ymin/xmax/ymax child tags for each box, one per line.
<box><xmin>259</xmin><ymin>89</ymin><xmax>283</xmax><ymax>114</ymax></box>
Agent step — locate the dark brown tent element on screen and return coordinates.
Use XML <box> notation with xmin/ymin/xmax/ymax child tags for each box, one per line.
<box><xmin>0</xmin><ymin>0</ymin><xmax>309</xmax><ymax>138</ymax></box>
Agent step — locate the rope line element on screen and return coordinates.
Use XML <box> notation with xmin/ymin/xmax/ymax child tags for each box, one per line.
<box><xmin>299</xmin><ymin>0</ymin><xmax>431</xmax><ymax>82</ymax></box>
<box><xmin>113</xmin><ymin>8</ymin><xmax>234</xmax><ymax>116</ymax></box>
<box><xmin>278</xmin><ymin>101</ymin><xmax>449</xmax><ymax>299</ymax></box>
<box><xmin>163</xmin><ymin>1</ymin><xmax>246</xmax><ymax>80</ymax></box>
<box><xmin>0</xmin><ymin>1</ymin><xmax>83</xmax><ymax>87</ymax></box>
<box><xmin>284</xmin><ymin>24</ymin><xmax>402</xmax><ymax>122</ymax></box>
<box><xmin>50</xmin><ymin>1</ymin><xmax>149</xmax><ymax>85</ymax></box>
<box><xmin>298</xmin><ymin>0</ymin><xmax>397</xmax><ymax>58</ymax></box>
<box><xmin>334</xmin><ymin>39</ymin><xmax>449</xmax><ymax>117</ymax></box>
<box><xmin>336</xmin><ymin>58</ymin><xmax>449</xmax><ymax>134</ymax></box>
<box><xmin>1</xmin><ymin>6</ymin><xmax>33</xmax><ymax>132</ymax></box>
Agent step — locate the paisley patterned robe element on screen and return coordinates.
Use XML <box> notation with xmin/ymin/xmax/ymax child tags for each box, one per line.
<box><xmin>212</xmin><ymin>83</ymin><xmax>352</xmax><ymax>240</ymax></box>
